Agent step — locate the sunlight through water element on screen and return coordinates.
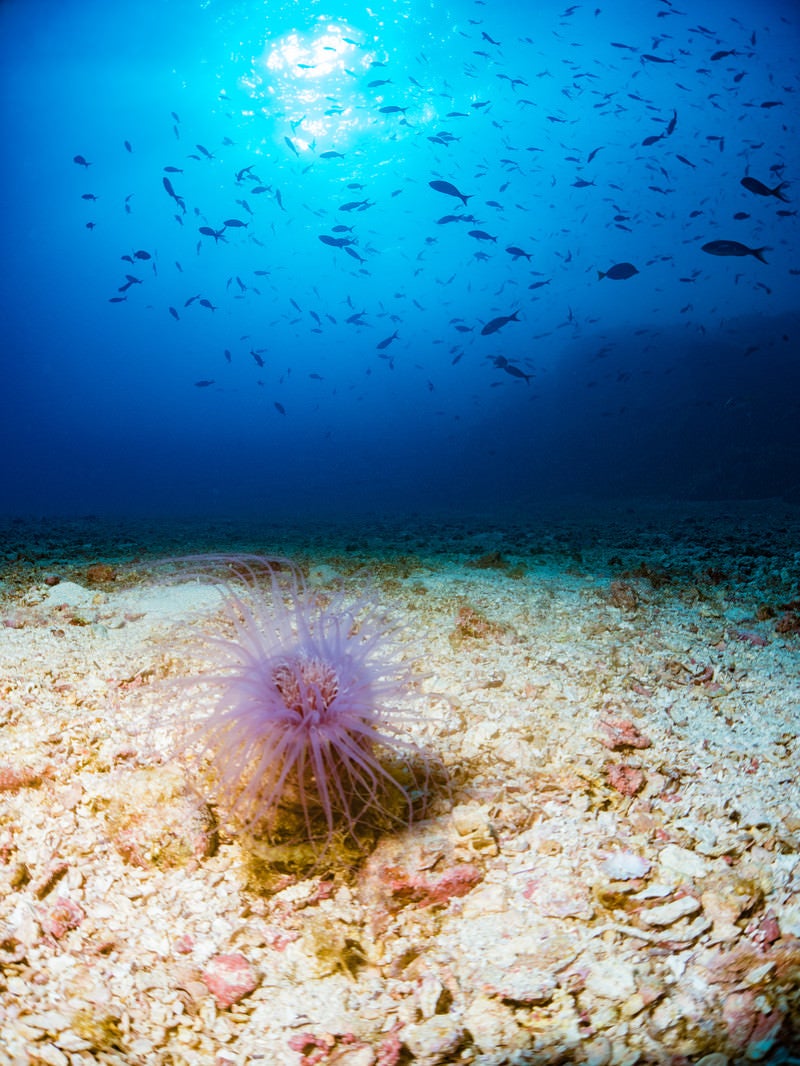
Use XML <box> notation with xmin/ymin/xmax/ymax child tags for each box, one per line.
<box><xmin>240</xmin><ymin>18</ymin><xmax>384</xmax><ymax>150</ymax></box>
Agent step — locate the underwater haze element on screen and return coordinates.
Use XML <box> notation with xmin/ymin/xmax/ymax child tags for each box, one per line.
<box><xmin>2</xmin><ymin>0</ymin><xmax>799</xmax><ymax>520</ymax></box>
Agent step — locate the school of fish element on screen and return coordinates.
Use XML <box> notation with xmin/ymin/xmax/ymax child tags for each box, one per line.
<box><xmin>71</xmin><ymin>1</ymin><xmax>796</xmax><ymax>408</ymax></box>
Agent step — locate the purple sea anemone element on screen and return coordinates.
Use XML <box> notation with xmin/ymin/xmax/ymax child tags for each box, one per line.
<box><xmin>172</xmin><ymin>556</ymin><xmax>430</xmax><ymax>852</ymax></box>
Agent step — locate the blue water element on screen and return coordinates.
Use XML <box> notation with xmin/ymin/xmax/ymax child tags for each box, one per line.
<box><xmin>2</xmin><ymin>0</ymin><xmax>798</xmax><ymax>520</ymax></box>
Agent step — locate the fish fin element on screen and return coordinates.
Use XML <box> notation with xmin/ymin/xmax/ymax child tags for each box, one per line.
<box><xmin>752</xmin><ymin>247</ymin><xmax>770</xmax><ymax>264</ymax></box>
<box><xmin>597</xmin><ymin>270</ymin><xmax>605</xmax><ymax>280</ymax></box>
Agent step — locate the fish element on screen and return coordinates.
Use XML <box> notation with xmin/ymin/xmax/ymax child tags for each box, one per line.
<box><xmin>480</xmin><ymin>310</ymin><xmax>520</xmax><ymax>336</ymax></box>
<box><xmin>194</xmin><ymin>380</ymin><xmax>215</xmax><ymax>387</ymax></box>
<box><xmin>377</xmin><ymin>330</ymin><xmax>399</xmax><ymax>350</ymax></box>
<box><xmin>224</xmin><ymin>349</ymin><xmax>232</xmax><ymax>363</ymax></box>
<box><xmin>505</xmin><ymin>246</ymin><xmax>533</xmax><ymax>260</ymax></box>
<box><xmin>250</xmin><ymin>350</ymin><xmax>264</xmax><ymax>367</ymax></box>
<box><xmin>274</xmin><ymin>402</ymin><xmax>286</xmax><ymax>415</ymax></box>
<box><xmin>429</xmin><ymin>179</ymin><xmax>472</xmax><ymax>207</ymax></box>
<box><xmin>319</xmin><ymin>150</ymin><xmax>345</xmax><ymax>159</ymax></box>
<box><xmin>319</xmin><ymin>234</ymin><xmax>354</xmax><ymax>248</ymax></box>
<box><xmin>199</xmin><ymin>298</ymin><xmax>218</xmax><ymax>311</ymax></box>
<box><xmin>598</xmin><ymin>262</ymin><xmax>639</xmax><ymax>280</ymax></box>
<box><xmin>468</xmin><ymin>229</ymin><xmax>497</xmax><ymax>242</ymax></box>
<box><xmin>502</xmin><ymin>364</ymin><xmax>532</xmax><ymax>383</ymax></box>
<box><xmin>169</xmin><ymin>306</ymin><xmax>180</xmax><ymax>320</ymax></box>
<box><xmin>701</xmin><ymin>240</ymin><xmax>769</xmax><ymax>263</ymax></box>
<box><xmin>284</xmin><ymin>136</ymin><xmax>300</xmax><ymax>157</ymax></box>
<box><xmin>379</xmin><ymin>105</ymin><xmax>408</xmax><ymax>114</ymax></box>
<box><xmin>199</xmin><ymin>226</ymin><xmax>227</xmax><ymax>243</ymax></box>
<box><xmin>73</xmin><ymin>155</ymin><xmax>91</xmax><ymax>167</ymax></box>
<box><xmin>223</xmin><ymin>218</ymin><xmax>248</xmax><ymax>228</ymax></box>
<box><xmin>162</xmin><ymin>177</ymin><xmax>186</xmax><ymax>212</ymax></box>
<box><xmin>196</xmin><ymin>144</ymin><xmax>214</xmax><ymax>159</ymax></box>
<box><xmin>740</xmin><ymin>176</ymin><xmax>790</xmax><ymax>202</ymax></box>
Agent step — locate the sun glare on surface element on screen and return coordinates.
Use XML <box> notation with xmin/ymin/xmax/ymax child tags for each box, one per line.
<box><xmin>240</xmin><ymin>19</ymin><xmax>381</xmax><ymax>148</ymax></box>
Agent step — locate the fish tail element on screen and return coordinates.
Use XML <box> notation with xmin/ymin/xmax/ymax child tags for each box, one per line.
<box><xmin>774</xmin><ymin>183</ymin><xmax>790</xmax><ymax>203</ymax></box>
<box><xmin>752</xmin><ymin>246</ymin><xmax>770</xmax><ymax>264</ymax></box>
<box><xmin>597</xmin><ymin>270</ymin><xmax>605</xmax><ymax>280</ymax></box>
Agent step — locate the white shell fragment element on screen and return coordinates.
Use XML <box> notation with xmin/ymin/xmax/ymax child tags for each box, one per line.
<box><xmin>639</xmin><ymin>895</ymin><xmax>702</xmax><ymax>927</ymax></box>
<box><xmin>600</xmin><ymin>850</ymin><xmax>651</xmax><ymax>880</ymax></box>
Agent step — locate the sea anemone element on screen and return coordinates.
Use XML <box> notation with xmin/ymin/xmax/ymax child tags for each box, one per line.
<box><xmin>171</xmin><ymin>555</ymin><xmax>430</xmax><ymax>853</ymax></box>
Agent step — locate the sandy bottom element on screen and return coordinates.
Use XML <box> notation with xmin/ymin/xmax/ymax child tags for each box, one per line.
<box><xmin>1</xmin><ymin>500</ymin><xmax>799</xmax><ymax>1066</ymax></box>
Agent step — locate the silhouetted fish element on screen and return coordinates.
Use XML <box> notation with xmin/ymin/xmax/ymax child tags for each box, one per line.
<box><xmin>481</xmin><ymin>310</ymin><xmax>520</xmax><ymax>335</ymax></box>
<box><xmin>429</xmin><ymin>180</ymin><xmax>472</xmax><ymax>207</ymax></box>
<box><xmin>740</xmin><ymin>176</ymin><xmax>789</xmax><ymax>202</ymax></box>
<box><xmin>377</xmin><ymin>330</ymin><xmax>399</xmax><ymax>349</ymax></box>
<box><xmin>598</xmin><ymin>262</ymin><xmax>639</xmax><ymax>280</ymax></box>
<box><xmin>701</xmin><ymin>240</ymin><xmax>769</xmax><ymax>263</ymax></box>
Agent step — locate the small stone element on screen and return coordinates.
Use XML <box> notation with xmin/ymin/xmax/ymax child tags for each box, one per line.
<box><xmin>401</xmin><ymin>1016</ymin><xmax>465</xmax><ymax>1062</ymax></box>
<box><xmin>606</xmin><ymin>764</ymin><xmax>645</xmax><ymax>796</ymax></box>
<box><xmin>701</xmin><ymin>890</ymin><xmax>742</xmax><ymax>942</ymax></box>
<box><xmin>639</xmin><ymin>894</ymin><xmax>701</xmax><ymax>927</ymax></box>
<box><xmin>584</xmin><ymin>1036</ymin><xmax>612</xmax><ymax>1066</ymax></box>
<box><xmin>39</xmin><ymin>896</ymin><xmax>84</xmax><ymax>939</ymax></box>
<box><xmin>202</xmin><ymin>953</ymin><xmax>259</xmax><ymax>1009</ymax></box>
<box><xmin>21</xmin><ymin>1010</ymin><xmax>70</xmax><ymax>1034</ymax></box>
<box><xmin>657</xmin><ymin>843</ymin><xmax>710</xmax><ymax>880</ymax></box>
<box><xmin>523</xmin><ymin>873</ymin><xmax>593</xmax><ymax>919</ymax></box>
<box><xmin>597</xmin><ymin>717</ymin><xmax>651</xmax><ymax>750</ymax></box>
<box><xmin>695</xmin><ymin>1056</ymin><xmax>728</xmax><ymax>1066</ymax></box>
<box><xmin>54</xmin><ymin>1030</ymin><xmax>93</xmax><ymax>1053</ymax></box>
<box><xmin>585</xmin><ymin>958</ymin><xmax>637</xmax><ymax>999</ymax></box>
<box><xmin>85</xmin><ymin>563</ymin><xmax>116</xmax><ymax>585</ymax></box>
<box><xmin>32</xmin><ymin>1044</ymin><xmax>68</xmax><ymax>1066</ymax></box>
<box><xmin>451</xmin><ymin>804</ymin><xmax>486</xmax><ymax>836</ymax></box>
<box><xmin>483</xmin><ymin>961</ymin><xmax>556</xmax><ymax>1005</ymax></box>
<box><xmin>462</xmin><ymin>994</ymin><xmax>528</xmax><ymax>1055</ymax></box>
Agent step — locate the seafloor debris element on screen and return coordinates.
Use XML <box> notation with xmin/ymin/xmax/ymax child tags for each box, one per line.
<box><xmin>1</xmin><ymin>509</ymin><xmax>799</xmax><ymax>1061</ymax></box>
